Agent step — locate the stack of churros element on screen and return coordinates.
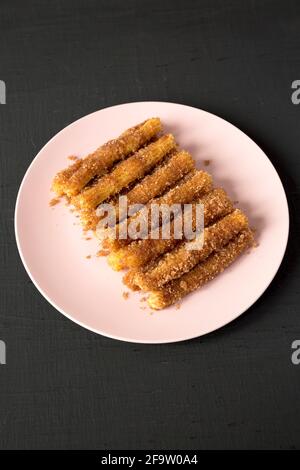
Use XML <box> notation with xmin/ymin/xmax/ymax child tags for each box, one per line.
<box><xmin>52</xmin><ymin>117</ymin><xmax>254</xmax><ymax>310</ymax></box>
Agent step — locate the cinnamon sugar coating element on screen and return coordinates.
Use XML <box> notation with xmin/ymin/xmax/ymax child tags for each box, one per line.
<box><xmin>134</xmin><ymin>208</ymin><xmax>248</xmax><ymax>291</ymax></box>
<box><xmin>74</xmin><ymin>134</ymin><xmax>176</xmax><ymax>210</ymax></box>
<box><xmin>107</xmin><ymin>188</ymin><xmax>233</xmax><ymax>271</ymax></box>
<box><xmin>105</xmin><ymin>169</ymin><xmax>213</xmax><ymax>252</ymax></box>
<box><xmin>51</xmin><ymin>117</ymin><xmax>255</xmax><ymax>311</ymax></box>
<box><xmin>54</xmin><ymin>117</ymin><xmax>161</xmax><ymax>197</ymax></box>
<box><xmin>148</xmin><ymin>229</ymin><xmax>254</xmax><ymax>309</ymax></box>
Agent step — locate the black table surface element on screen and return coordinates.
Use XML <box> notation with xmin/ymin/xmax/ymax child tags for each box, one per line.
<box><xmin>0</xmin><ymin>0</ymin><xmax>300</xmax><ymax>450</ymax></box>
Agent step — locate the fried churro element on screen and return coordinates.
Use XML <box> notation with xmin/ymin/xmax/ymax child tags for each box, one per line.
<box><xmin>115</xmin><ymin>150</ymin><xmax>195</xmax><ymax>222</ymax></box>
<box><xmin>74</xmin><ymin>134</ymin><xmax>176</xmax><ymax>210</ymax></box>
<box><xmin>83</xmin><ymin>163</ymin><xmax>196</xmax><ymax>233</ymax></box>
<box><xmin>57</xmin><ymin>117</ymin><xmax>162</xmax><ymax>197</ymax></box>
<box><xmin>147</xmin><ymin>229</ymin><xmax>254</xmax><ymax>309</ymax></box>
<box><xmin>51</xmin><ymin>116</ymin><xmax>255</xmax><ymax>311</ymax></box>
<box><xmin>105</xmin><ymin>169</ymin><xmax>212</xmax><ymax>252</ymax></box>
<box><xmin>134</xmin><ymin>209</ymin><xmax>248</xmax><ymax>291</ymax></box>
<box><xmin>108</xmin><ymin>188</ymin><xmax>233</xmax><ymax>271</ymax></box>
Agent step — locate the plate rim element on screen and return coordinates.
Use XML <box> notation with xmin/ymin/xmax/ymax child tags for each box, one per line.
<box><xmin>14</xmin><ymin>101</ymin><xmax>290</xmax><ymax>344</ymax></box>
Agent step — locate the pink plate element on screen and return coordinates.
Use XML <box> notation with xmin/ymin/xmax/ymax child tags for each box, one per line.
<box><xmin>15</xmin><ymin>102</ymin><xmax>289</xmax><ymax>343</ymax></box>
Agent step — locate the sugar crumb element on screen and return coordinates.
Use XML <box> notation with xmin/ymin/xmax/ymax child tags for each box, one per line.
<box><xmin>97</xmin><ymin>249</ymin><xmax>110</xmax><ymax>257</ymax></box>
<box><xmin>49</xmin><ymin>197</ymin><xmax>60</xmax><ymax>207</ymax></box>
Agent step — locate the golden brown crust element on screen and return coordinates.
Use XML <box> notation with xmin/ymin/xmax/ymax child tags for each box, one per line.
<box><xmin>57</xmin><ymin>117</ymin><xmax>162</xmax><ymax>197</ymax></box>
<box><xmin>115</xmin><ymin>150</ymin><xmax>195</xmax><ymax>222</ymax></box>
<box><xmin>73</xmin><ymin>134</ymin><xmax>176</xmax><ymax>210</ymax></box>
<box><xmin>51</xmin><ymin>117</ymin><xmax>254</xmax><ymax>311</ymax></box>
<box><xmin>105</xmin><ymin>169</ymin><xmax>213</xmax><ymax>252</ymax></box>
<box><xmin>107</xmin><ymin>188</ymin><xmax>233</xmax><ymax>271</ymax></box>
<box><xmin>147</xmin><ymin>229</ymin><xmax>254</xmax><ymax>309</ymax></box>
<box><xmin>122</xmin><ymin>270</ymin><xmax>141</xmax><ymax>291</ymax></box>
<box><xmin>134</xmin><ymin>209</ymin><xmax>248</xmax><ymax>291</ymax></box>
<box><xmin>51</xmin><ymin>158</ymin><xmax>83</xmax><ymax>196</ymax></box>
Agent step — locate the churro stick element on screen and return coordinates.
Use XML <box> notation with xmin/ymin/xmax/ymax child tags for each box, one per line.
<box><xmin>80</xmin><ymin>150</ymin><xmax>194</xmax><ymax>232</ymax></box>
<box><xmin>108</xmin><ymin>188</ymin><xmax>233</xmax><ymax>271</ymax></box>
<box><xmin>61</xmin><ymin>117</ymin><xmax>162</xmax><ymax>197</ymax></box>
<box><xmin>134</xmin><ymin>209</ymin><xmax>248</xmax><ymax>291</ymax></box>
<box><xmin>105</xmin><ymin>169</ymin><xmax>212</xmax><ymax>251</ymax></box>
<box><xmin>157</xmin><ymin>170</ymin><xmax>211</xmax><ymax>206</ymax></box>
<box><xmin>115</xmin><ymin>150</ymin><xmax>195</xmax><ymax>222</ymax></box>
<box><xmin>52</xmin><ymin>158</ymin><xmax>83</xmax><ymax>196</ymax></box>
<box><xmin>147</xmin><ymin>229</ymin><xmax>254</xmax><ymax>310</ymax></box>
<box><xmin>74</xmin><ymin>134</ymin><xmax>176</xmax><ymax>210</ymax></box>
<box><xmin>103</xmin><ymin>169</ymin><xmax>196</xmax><ymax>249</ymax></box>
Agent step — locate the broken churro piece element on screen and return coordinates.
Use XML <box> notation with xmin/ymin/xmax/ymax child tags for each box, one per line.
<box><xmin>107</xmin><ymin>188</ymin><xmax>233</xmax><ymax>271</ymax></box>
<box><xmin>59</xmin><ymin>117</ymin><xmax>162</xmax><ymax>197</ymax></box>
<box><xmin>148</xmin><ymin>229</ymin><xmax>254</xmax><ymax>309</ymax></box>
<box><xmin>134</xmin><ymin>209</ymin><xmax>248</xmax><ymax>291</ymax></box>
<box><xmin>74</xmin><ymin>134</ymin><xmax>176</xmax><ymax>210</ymax></box>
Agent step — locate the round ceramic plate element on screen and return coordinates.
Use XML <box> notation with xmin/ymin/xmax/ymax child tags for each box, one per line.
<box><xmin>15</xmin><ymin>102</ymin><xmax>289</xmax><ymax>343</ymax></box>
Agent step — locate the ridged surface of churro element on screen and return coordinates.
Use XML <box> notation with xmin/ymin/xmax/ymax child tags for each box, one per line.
<box><xmin>105</xmin><ymin>169</ymin><xmax>212</xmax><ymax>251</ymax></box>
<box><xmin>74</xmin><ymin>134</ymin><xmax>176</xmax><ymax>210</ymax></box>
<box><xmin>60</xmin><ymin>117</ymin><xmax>162</xmax><ymax>197</ymax></box>
<box><xmin>94</xmin><ymin>170</ymin><xmax>197</xmax><ymax>236</ymax></box>
<box><xmin>108</xmin><ymin>188</ymin><xmax>233</xmax><ymax>271</ymax></box>
<box><xmin>115</xmin><ymin>150</ymin><xmax>195</xmax><ymax>222</ymax></box>
<box><xmin>156</xmin><ymin>170</ymin><xmax>212</xmax><ymax>206</ymax></box>
<box><xmin>148</xmin><ymin>229</ymin><xmax>254</xmax><ymax>309</ymax></box>
<box><xmin>134</xmin><ymin>209</ymin><xmax>248</xmax><ymax>291</ymax></box>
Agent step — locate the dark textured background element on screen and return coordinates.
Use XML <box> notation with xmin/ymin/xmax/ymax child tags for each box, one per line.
<box><xmin>0</xmin><ymin>0</ymin><xmax>300</xmax><ymax>450</ymax></box>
